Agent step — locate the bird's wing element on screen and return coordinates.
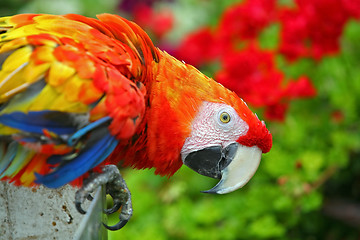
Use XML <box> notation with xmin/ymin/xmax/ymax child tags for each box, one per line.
<box><xmin>0</xmin><ymin>14</ymin><xmax>157</xmax><ymax>187</ymax></box>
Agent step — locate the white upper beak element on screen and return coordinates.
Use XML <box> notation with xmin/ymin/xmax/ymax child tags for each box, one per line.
<box><xmin>203</xmin><ymin>144</ymin><xmax>262</xmax><ymax>194</ymax></box>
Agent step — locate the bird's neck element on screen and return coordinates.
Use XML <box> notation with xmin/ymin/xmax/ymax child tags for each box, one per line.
<box><xmin>113</xmin><ymin>51</ymin><xmax>198</xmax><ymax>176</ymax></box>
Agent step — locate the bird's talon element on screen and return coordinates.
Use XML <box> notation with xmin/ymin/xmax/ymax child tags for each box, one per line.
<box><xmin>75</xmin><ymin>202</ymin><xmax>87</xmax><ymax>215</ymax></box>
<box><xmin>103</xmin><ymin>220</ymin><xmax>129</xmax><ymax>231</ymax></box>
<box><xmin>74</xmin><ymin>165</ymin><xmax>133</xmax><ymax>230</ymax></box>
<box><xmin>75</xmin><ymin>188</ymin><xmax>93</xmax><ymax>215</ymax></box>
<box><xmin>104</xmin><ymin>201</ymin><xmax>122</xmax><ymax>215</ymax></box>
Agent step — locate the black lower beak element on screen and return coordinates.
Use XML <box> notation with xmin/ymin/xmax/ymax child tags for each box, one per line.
<box><xmin>183</xmin><ymin>143</ymin><xmax>263</xmax><ymax>194</ymax></box>
<box><xmin>183</xmin><ymin>143</ymin><xmax>238</xmax><ymax>179</ymax></box>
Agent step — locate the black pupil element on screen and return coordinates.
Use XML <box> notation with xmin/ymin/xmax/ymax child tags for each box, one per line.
<box><xmin>222</xmin><ymin>114</ymin><xmax>228</xmax><ymax>121</ymax></box>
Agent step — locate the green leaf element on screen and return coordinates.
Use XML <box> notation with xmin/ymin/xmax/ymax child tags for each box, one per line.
<box><xmin>300</xmin><ymin>191</ymin><xmax>322</xmax><ymax>212</ymax></box>
<box><xmin>249</xmin><ymin>215</ymin><xmax>286</xmax><ymax>238</ymax></box>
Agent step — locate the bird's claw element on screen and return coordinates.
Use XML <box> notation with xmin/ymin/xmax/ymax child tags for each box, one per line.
<box><xmin>75</xmin><ymin>190</ymin><xmax>94</xmax><ymax>214</ymax></box>
<box><xmin>104</xmin><ymin>201</ymin><xmax>121</xmax><ymax>215</ymax></box>
<box><xmin>75</xmin><ymin>201</ymin><xmax>87</xmax><ymax>214</ymax></box>
<box><xmin>74</xmin><ymin>165</ymin><xmax>133</xmax><ymax>230</ymax></box>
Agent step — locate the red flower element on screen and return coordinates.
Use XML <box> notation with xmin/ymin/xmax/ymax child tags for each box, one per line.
<box><xmin>264</xmin><ymin>104</ymin><xmax>288</xmax><ymax>121</ymax></box>
<box><xmin>174</xmin><ymin>27</ymin><xmax>220</xmax><ymax>66</ymax></box>
<box><xmin>279</xmin><ymin>0</ymin><xmax>358</xmax><ymax>61</ymax></box>
<box><xmin>174</xmin><ymin>0</ymin><xmax>277</xmax><ymax>67</ymax></box>
<box><xmin>217</xmin><ymin>0</ymin><xmax>276</xmax><ymax>42</ymax></box>
<box><xmin>216</xmin><ymin>44</ymin><xmax>282</xmax><ymax>107</ymax></box>
<box><xmin>283</xmin><ymin>76</ymin><xmax>317</xmax><ymax>99</ymax></box>
<box><xmin>132</xmin><ymin>4</ymin><xmax>153</xmax><ymax>28</ymax></box>
<box><xmin>133</xmin><ymin>4</ymin><xmax>174</xmax><ymax>39</ymax></box>
<box><xmin>342</xmin><ymin>0</ymin><xmax>360</xmax><ymax>19</ymax></box>
<box><xmin>151</xmin><ymin>9</ymin><xmax>174</xmax><ymax>38</ymax></box>
<box><xmin>215</xmin><ymin>43</ymin><xmax>316</xmax><ymax>121</ymax></box>
<box><xmin>278</xmin><ymin>8</ymin><xmax>310</xmax><ymax>61</ymax></box>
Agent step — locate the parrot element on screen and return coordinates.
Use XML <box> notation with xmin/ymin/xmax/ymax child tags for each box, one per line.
<box><xmin>0</xmin><ymin>13</ymin><xmax>272</xmax><ymax>230</ymax></box>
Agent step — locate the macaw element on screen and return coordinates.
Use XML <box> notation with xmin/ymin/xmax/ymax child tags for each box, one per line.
<box><xmin>0</xmin><ymin>14</ymin><xmax>272</xmax><ymax>230</ymax></box>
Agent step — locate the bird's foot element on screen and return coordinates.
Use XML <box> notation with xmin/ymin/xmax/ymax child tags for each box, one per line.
<box><xmin>75</xmin><ymin>164</ymin><xmax>132</xmax><ymax>230</ymax></box>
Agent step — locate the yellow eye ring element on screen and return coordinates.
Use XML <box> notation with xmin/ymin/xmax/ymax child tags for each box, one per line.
<box><xmin>220</xmin><ymin>112</ymin><xmax>231</xmax><ymax>123</ymax></box>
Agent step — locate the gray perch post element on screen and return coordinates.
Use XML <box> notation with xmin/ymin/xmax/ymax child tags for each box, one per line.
<box><xmin>0</xmin><ymin>182</ymin><xmax>107</xmax><ymax>240</ymax></box>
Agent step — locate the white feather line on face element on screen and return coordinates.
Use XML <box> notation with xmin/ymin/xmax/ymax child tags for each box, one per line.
<box><xmin>180</xmin><ymin>101</ymin><xmax>249</xmax><ymax>162</ymax></box>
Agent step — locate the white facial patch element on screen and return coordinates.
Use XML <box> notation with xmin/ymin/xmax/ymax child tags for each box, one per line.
<box><xmin>181</xmin><ymin>102</ymin><xmax>249</xmax><ymax>161</ymax></box>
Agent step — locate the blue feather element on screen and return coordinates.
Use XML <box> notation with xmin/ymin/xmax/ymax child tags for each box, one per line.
<box><xmin>45</xmin><ymin>116</ymin><xmax>113</xmax><ymax>165</ymax></box>
<box><xmin>0</xmin><ymin>111</ymin><xmax>78</xmax><ymax>134</ymax></box>
<box><xmin>35</xmin><ymin>131</ymin><xmax>118</xmax><ymax>188</ymax></box>
<box><xmin>67</xmin><ymin>116</ymin><xmax>111</xmax><ymax>146</ymax></box>
<box><xmin>47</xmin><ymin>155</ymin><xmax>65</xmax><ymax>165</ymax></box>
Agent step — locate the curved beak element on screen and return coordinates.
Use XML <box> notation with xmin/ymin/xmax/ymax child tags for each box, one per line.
<box><xmin>183</xmin><ymin>143</ymin><xmax>262</xmax><ymax>194</ymax></box>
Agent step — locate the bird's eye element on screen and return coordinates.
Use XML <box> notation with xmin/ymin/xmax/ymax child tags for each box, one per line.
<box><xmin>220</xmin><ymin>112</ymin><xmax>231</xmax><ymax>123</ymax></box>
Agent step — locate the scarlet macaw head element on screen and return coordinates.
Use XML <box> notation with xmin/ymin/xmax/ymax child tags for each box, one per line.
<box><xmin>146</xmin><ymin>51</ymin><xmax>272</xmax><ymax>194</ymax></box>
<box><xmin>181</xmin><ymin>101</ymin><xmax>271</xmax><ymax>193</ymax></box>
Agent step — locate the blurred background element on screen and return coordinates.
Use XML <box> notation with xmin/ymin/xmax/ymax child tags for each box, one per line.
<box><xmin>1</xmin><ymin>0</ymin><xmax>360</xmax><ymax>239</ymax></box>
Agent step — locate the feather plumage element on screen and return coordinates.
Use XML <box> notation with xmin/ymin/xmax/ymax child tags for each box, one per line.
<box><xmin>0</xmin><ymin>13</ymin><xmax>271</xmax><ymax>189</ymax></box>
<box><xmin>0</xmin><ymin>14</ymin><xmax>152</xmax><ymax>186</ymax></box>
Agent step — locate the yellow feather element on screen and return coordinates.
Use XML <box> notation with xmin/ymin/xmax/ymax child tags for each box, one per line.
<box><xmin>0</xmin><ymin>37</ymin><xmax>28</xmax><ymax>54</ymax></box>
<box><xmin>0</xmin><ymin>15</ymin><xmax>93</xmax><ymax>43</ymax></box>
<box><xmin>0</xmin><ymin>25</ymin><xmax>42</xmax><ymax>41</ymax></box>
<box><xmin>0</xmin><ymin>46</ymin><xmax>32</xmax><ymax>102</ymax></box>
<box><xmin>0</xmin><ymin>64</ymin><xmax>28</xmax><ymax>102</ymax></box>
<box><xmin>1</xmin><ymin>46</ymin><xmax>31</xmax><ymax>72</ymax></box>
<box><xmin>0</xmin><ymin>16</ymin><xmax>74</xmax><ymax>42</ymax></box>
<box><xmin>31</xmin><ymin>45</ymin><xmax>55</xmax><ymax>64</ymax></box>
<box><xmin>28</xmin><ymin>84</ymin><xmax>88</xmax><ymax>113</ymax></box>
<box><xmin>63</xmin><ymin>75</ymin><xmax>85</xmax><ymax>102</ymax></box>
<box><xmin>50</xmin><ymin>93</ymin><xmax>89</xmax><ymax>112</ymax></box>
<box><xmin>34</xmin><ymin>16</ymin><xmax>93</xmax><ymax>39</ymax></box>
<box><xmin>23</xmin><ymin>61</ymin><xmax>50</xmax><ymax>83</ymax></box>
<box><xmin>26</xmin><ymin>84</ymin><xmax>60</xmax><ymax>110</ymax></box>
<box><xmin>0</xmin><ymin>125</ymin><xmax>20</xmax><ymax>135</ymax></box>
<box><xmin>19</xmin><ymin>157</ymin><xmax>43</xmax><ymax>187</ymax></box>
<box><xmin>48</xmin><ymin>61</ymin><xmax>76</xmax><ymax>87</ymax></box>
<box><xmin>0</xmin><ymin>16</ymin><xmax>11</xmax><ymax>25</ymax></box>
